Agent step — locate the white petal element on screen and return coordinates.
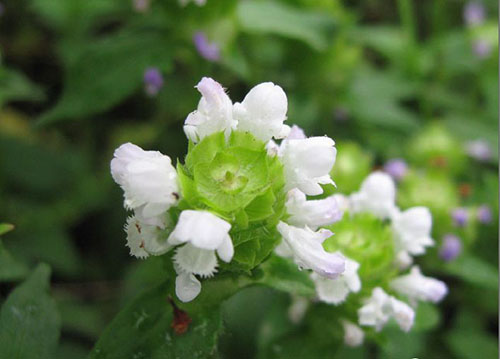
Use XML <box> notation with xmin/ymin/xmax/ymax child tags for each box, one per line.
<box><xmin>173</xmin><ymin>243</ymin><xmax>218</xmax><ymax>278</ymax></box>
<box><xmin>358</xmin><ymin>287</ymin><xmax>392</xmax><ymax>331</ymax></box>
<box><xmin>168</xmin><ymin>210</ymin><xmax>231</xmax><ymax>250</ymax></box>
<box><xmin>389</xmin><ymin>297</ymin><xmax>415</xmax><ymax>332</ymax></box>
<box><xmin>183</xmin><ymin>77</ymin><xmax>234</xmax><ymax>143</ymax></box>
<box><xmin>280</xmin><ymin>136</ymin><xmax>336</xmax><ymax>195</ymax></box>
<box><xmin>286</xmin><ymin>189</ymin><xmax>343</xmax><ymax>230</ymax></box>
<box><xmin>392</xmin><ymin>207</ymin><xmax>434</xmax><ymax>256</ymax></box>
<box><xmin>277</xmin><ymin>222</ymin><xmax>344</xmax><ymax>279</ymax></box>
<box><xmin>234</xmin><ymin>82</ymin><xmax>288</xmax><ymax>142</ymax></box>
<box><xmin>124</xmin><ymin>216</ymin><xmax>172</xmax><ymax>258</ymax></box>
<box><xmin>288</xmin><ymin>296</ymin><xmax>309</xmax><ymax>324</ymax></box>
<box><xmin>175</xmin><ymin>272</ymin><xmax>201</xmax><ymax>302</ymax></box>
<box><xmin>216</xmin><ymin>234</ymin><xmax>234</xmax><ymax>263</ymax></box>
<box><xmin>342</xmin><ymin>321</ymin><xmax>364</xmax><ymax>347</ymax></box>
<box><xmin>390</xmin><ymin>266</ymin><xmax>448</xmax><ymax>303</ymax></box>
<box><xmin>287</xmin><ymin>125</ymin><xmax>306</xmax><ymax>140</ymax></box>
<box><xmin>312</xmin><ymin>272</ymin><xmax>350</xmax><ymax>304</ymax></box>
<box><xmin>349</xmin><ymin>171</ymin><xmax>397</xmax><ymax>219</ymax></box>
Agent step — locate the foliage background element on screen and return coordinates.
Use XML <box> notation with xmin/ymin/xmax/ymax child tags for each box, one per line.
<box><xmin>0</xmin><ymin>0</ymin><xmax>497</xmax><ymax>358</ymax></box>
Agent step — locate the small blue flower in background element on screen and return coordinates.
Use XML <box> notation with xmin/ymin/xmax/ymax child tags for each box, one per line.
<box><xmin>193</xmin><ymin>32</ymin><xmax>220</xmax><ymax>62</ymax></box>
<box><xmin>452</xmin><ymin>207</ymin><xmax>468</xmax><ymax>227</ymax></box>
<box><xmin>383</xmin><ymin>158</ymin><xmax>408</xmax><ymax>181</ymax></box>
<box><xmin>440</xmin><ymin>234</ymin><xmax>462</xmax><ymax>262</ymax></box>
<box><xmin>477</xmin><ymin>205</ymin><xmax>492</xmax><ymax>224</ymax></box>
<box><xmin>463</xmin><ymin>2</ymin><xmax>485</xmax><ymax>26</ymax></box>
<box><xmin>143</xmin><ymin>68</ymin><xmax>164</xmax><ymax>96</ymax></box>
<box><xmin>466</xmin><ymin>139</ymin><xmax>492</xmax><ymax>161</ymax></box>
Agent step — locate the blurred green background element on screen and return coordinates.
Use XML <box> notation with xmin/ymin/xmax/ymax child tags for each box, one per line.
<box><xmin>0</xmin><ymin>0</ymin><xmax>497</xmax><ymax>358</ymax></box>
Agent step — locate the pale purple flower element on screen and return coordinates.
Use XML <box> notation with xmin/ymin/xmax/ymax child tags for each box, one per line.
<box><xmin>464</xmin><ymin>2</ymin><xmax>485</xmax><ymax>26</ymax></box>
<box><xmin>439</xmin><ymin>234</ymin><xmax>462</xmax><ymax>262</ymax></box>
<box><xmin>477</xmin><ymin>205</ymin><xmax>492</xmax><ymax>224</ymax></box>
<box><xmin>473</xmin><ymin>40</ymin><xmax>492</xmax><ymax>58</ymax></box>
<box><xmin>133</xmin><ymin>0</ymin><xmax>150</xmax><ymax>13</ymax></box>
<box><xmin>143</xmin><ymin>68</ymin><xmax>164</xmax><ymax>96</ymax></box>
<box><xmin>193</xmin><ymin>32</ymin><xmax>220</xmax><ymax>62</ymax></box>
<box><xmin>383</xmin><ymin>158</ymin><xmax>408</xmax><ymax>181</ymax></box>
<box><xmin>466</xmin><ymin>139</ymin><xmax>492</xmax><ymax>161</ymax></box>
<box><xmin>452</xmin><ymin>208</ymin><xmax>468</xmax><ymax>227</ymax></box>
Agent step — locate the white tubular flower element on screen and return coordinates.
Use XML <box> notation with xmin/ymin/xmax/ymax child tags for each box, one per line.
<box><xmin>388</xmin><ymin>297</ymin><xmax>415</xmax><ymax>332</ymax></box>
<box><xmin>286</xmin><ymin>189</ymin><xmax>343</xmax><ymax>230</ymax></box>
<box><xmin>233</xmin><ymin>82</ymin><xmax>290</xmax><ymax>142</ymax></box>
<box><xmin>350</xmin><ymin>171</ymin><xmax>397</xmax><ymax>219</ymax></box>
<box><xmin>169</xmin><ymin>210</ymin><xmax>234</xmax><ymax>302</ymax></box>
<box><xmin>288</xmin><ymin>296</ymin><xmax>309</xmax><ymax>324</ymax></box>
<box><xmin>358</xmin><ymin>287</ymin><xmax>415</xmax><ymax>332</ymax></box>
<box><xmin>111</xmin><ymin>143</ymin><xmax>179</xmax><ymax>218</ymax></box>
<box><xmin>286</xmin><ymin>125</ymin><xmax>307</xmax><ymax>140</ymax></box>
<box><xmin>395</xmin><ymin>250</ymin><xmax>413</xmax><ymax>270</ymax></box>
<box><xmin>124</xmin><ymin>216</ymin><xmax>172</xmax><ymax>259</ymax></box>
<box><xmin>280</xmin><ymin>136</ymin><xmax>336</xmax><ymax>195</ymax></box>
<box><xmin>183</xmin><ymin>77</ymin><xmax>234</xmax><ymax>143</ymax></box>
<box><xmin>342</xmin><ymin>320</ymin><xmax>364</xmax><ymax>347</ymax></box>
<box><xmin>311</xmin><ymin>256</ymin><xmax>361</xmax><ymax>305</ymax></box>
<box><xmin>392</xmin><ymin>207</ymin><xmax>434</xmax><ymax>256</ymax></box>
<box><xmin>277</xmin><ymin>222</ymin><xmax>345</xmax><ymax>279</ymax></box>
<box><xmin>390</xmin><ymin>266</ymin><xmax>448</xmax><ymax>304</ymax></box>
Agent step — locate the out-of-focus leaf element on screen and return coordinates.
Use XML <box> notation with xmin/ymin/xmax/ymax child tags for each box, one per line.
<box><xmin>255</xmin><ymin>255</ymin><xmax>315</xmax><ymax>297</ymax></box>
<box><xmin>381</xmin><ymin>327</ymin><xmax>424</xmax><ymax>358</ymax></box>
<box><xmin>445</xmin><ymin>254</ymin><xmax>498</xmax><ymax>290</ymax></box>
<box><xmin>38</xmin><ymin>31</ymin><xmax>173</xmax><ymax>125</ymax></box>
<box><xmin>353</xmin><ymin>26</ymin><xmax>407</xmax><ymax>60</ymax></box>
<box><xmin>0</xmin><ymin>68</ymin><xmax>44</xmax><ymax>107</ymax></box>
<box><xmin>446</xmin><ymin>330</ymin><xmax>498</xmax><ymax>359</ymax></box>
<box><xmin>0</xmin><ymin>263</ymin><xmax>61</xmax><ymax>359</ymax></box>
<box><xmin>0</xmin><ymin>240</ymin><xmax>29</xmax><ymax>282</ymax></box>
<box><xmin>0</xmin><ymin>223</ymin><xmax>14</xmax><ymax>236</ymax></box>
<box><xmin>413</xmin><ymin>302</ymin><xmax>440</xmax><ymax>332</ymax></box>
<box><xmin>237</xmin><ymin>1</ymin><xmax>336</xmax><ymax>51</ymax></box>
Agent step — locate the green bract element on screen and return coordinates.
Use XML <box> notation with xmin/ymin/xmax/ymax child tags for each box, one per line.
<box><xmin>177</xmin><ymin>131</ymin><xmax>286</xmax><ymax>271</ymax></box>
<box><xmin>323</xmin><ymin>213</ymin><xmax>397</xmax><ymax>294</ymax></box>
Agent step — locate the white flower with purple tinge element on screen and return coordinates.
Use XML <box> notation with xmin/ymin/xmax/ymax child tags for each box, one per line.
<box><xmin>451</xmin><ymin>207</ymin><xmax>468</xmax><ymax>227</ymax></box>
<box><xmin>234</xmin><ymin>82</ymin><xmax>290</xmax><ymax>143</ymax></box>
<box><xmin>143</xmin><ymin>68</ymin><xmax>164</xmax><ymax>96</ymax></box>
<box><xmin>193</xmin><ymin>32</ymin><xmax>220</xmax><ymax>62</ymax></box>
<box><xmin>439</xmin><ymin>234</ymin><xmax>462</xmax><ymax>262</ymax></box>
<box><xmin>285</xmin><ymin>189</ymin><xmax>343</xmax><ymax>230</ymax></box>
<box><xmin>463</xmin><ymin>2</ymin><xmax>485</xmax><ymax>26</ymax></box>
<box><xmin>276</xmin><ymin>222</ymin><xmax>345</xmax><ymax>279</ymax></box>
<box><xmin>168</xmin><ymin>210</ymin><xmax>234</xmax><ymax>302</ymax></box>
<box><xmin>280</xmin><ymin>136</ymin><xmax>336</xmax><ymax>196</ymax></box>
<box><xmin>183</xmin><ymin>77</ymin><xmax>235</xmax><ymax>143</ymax></box>
<box><xmin>350</xmin><ymin>172</ymin><xmax>398</xmax><ymax>219</ymax></box>
<box><xmin>110</xmin><ymin>143</ymin><xmax>179</xmax><ymax>219</ymax></box>
<box><xmin>390</xmin><ymin>266</ymin><xmax>448</xmax><ymax>304</ymax></box>
<box><xmin>392</xmin><ymin>206</ymin><xmax>434</xmax><ymax>256</ymax></box>
<box><xmin>466</xmin><ymin>139</ymin><xmax>492</xmax><ymax>161</ymax></box>
<box><xmin>311</xmin><ymin>255</ymin><xmax>360</xmax><ymax>305</ymax></box>
<box><xmin>477</xmin><ymin>205</ymin><xmax>493</xmax><ymax>224</ymax></box>
<box><xmin>383</xmin><ymin>158</ymin><xmax>408</xmax><ymax>181</ymax></box>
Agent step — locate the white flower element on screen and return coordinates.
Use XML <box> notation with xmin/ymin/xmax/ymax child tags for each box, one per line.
<box><xmin>233</xmin><ymin>82</ymin><xmax>290</xmax><ymax>142</ymax></box>
<box><xmin>311</xmin><ymin>255</ymin><xmax>360</xmax><ymax>305</ymax></box>
<box><xmin>358</xmin><ymin>287</ymin><xmax>415</xmax><ymax>332</ymax></box>
<box><xmin>183</xmin><ymin>77</ymin><xmax>234</xmax><ymax>143</ymax></box>
<box><xmin>286</xmin><ymin>125</ymin><xmax>306</xmax><ymax>140</ymax></box>
<box><xmin>350</xmin><ymin>171</ymin><xmax>397</xmax><ymax>219</ymax></box>
<box><xmin>169</xmin><ymin>210</ymin><xmax>234</xmax><ymax>302</ymax></box>
<box><xmin>332</xmin><ymin>194</ymin><xmax>350</xmax><ymax>213</ymax></box>
<box><xmin>286</xmin><ymin>189</ymin><xmax>343</xmax><ymax>230</ymax></box>
<box><xmin>111</xmin><ymin>143</ymin><xmax>179</xmax><ymax>218</ymax></box>
<box><xmin>124</xmin><ymin>216</ymin><xmax>172</xmax><ymax>259</ymax></box>
<box><xmin>342</xmin><ymin>320</ymin><xmax>364</xmax><ymax>347</ymax></box>
<box><xmin>392</xmin><ymin>207</ymin><xmax>434</xmax><ymax>256</ymax></box>
<box><xmin>390</xmin><ymin>266</ymin><xmax>448</xmax><ymax>304</ymax></box>
<box><xmin>395</xmin><ymin>250</ymin><xmax>413</xmax><ymax>270</ymax></box>
<box><xmin>288</xmin><ymin>296</ymin><xmax>309</xmax><ymax>324</ymax></box>
<box><xmin>280</xmin><ymin>136</ymin><xmax>336</xmax><ymax>195</ymax></box>
<box><xmin>276</xmin><ymin>222</ymin><xmax>344</xmax><ymax>279</ymax></box>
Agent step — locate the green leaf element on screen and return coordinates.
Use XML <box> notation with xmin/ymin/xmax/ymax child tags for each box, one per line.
<box><xmin>255</xmin><ymin>255</ymin><xmax>315</xmax><ymax>297</ymax></box>
<box><xmin>237</xmin><ymin>1</ymin><xmax>336</xmax><ymax>51</ymax></box>
<box><xmin>38</xmin><ymin>31</ymin><xmax>172</xmax><ymax>125</ymax></box>
<box><xmin>0</xmin><ymin>68</ymin><xmax>45</xmax><ymax>107</ymax></box>
<box><xmin>413</xmin><ymin>302</ymin><xmax>440</xmax><ymax>332</ymax></box>
<box><xmin>0</xmin><ymin>240</ymin><xmax>29</xmax><ymax>282</ymax></box>
<box><xmin>185</xmin><ymin>132</ymin><xmax>226</xmax><ymax>172</ymax></box>
<box><xmin>0</xmin><ymin>263</ymin><xmax>61</xmax><ymax>359</ymax></box>
<box><xmin>446</xmin><ymin>330</ymin><xmax>498</xmax><ymax>359</ymax></box>
<box><xmin>0</xmin><ymin>223</ymin><xmax>15</xmax><ymax>236</ymax></box>
<box><xmin>244</xmin><ymin>188</ymin><xmax>276</xmax><ymax>222</ymax></box>
<box><xmin>444</xmin><ymin>254</ymin><xmax>498</xmax><ymax>290</ymax></box>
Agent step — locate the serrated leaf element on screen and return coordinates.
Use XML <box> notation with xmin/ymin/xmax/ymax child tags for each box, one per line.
<box><xmin>237</xmin><ymin>1</ymin><xmax>336</xmax><ymax>51</ymax></box>
<box><xmin>38</xmin><ymin>31</ymin><xmax>172</xmax><ymax>125</ymax></box>
<box><xmin>0</xmin><ymin>263</ymin><xmax>61</xmax><ymax>359</ymax></box>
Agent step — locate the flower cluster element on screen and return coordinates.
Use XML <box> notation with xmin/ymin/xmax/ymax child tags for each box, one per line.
<box><xmin>111</xmin><ymin>77</ymin><xmax>343</xmax><ymax>302</ymax></box>
<box><xmin>292</xmin><ymin>171</ymin><xmax>448</xmax><ymax>346</ymax></box>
